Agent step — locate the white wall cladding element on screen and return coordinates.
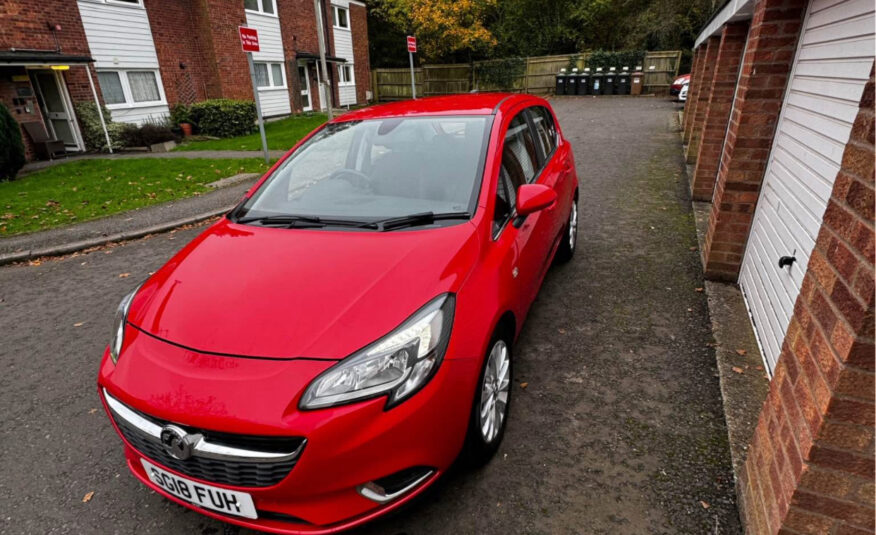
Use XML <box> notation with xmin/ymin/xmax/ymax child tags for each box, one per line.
<box><xmin>739</xmin><ymin>0</ymin><xmax>875</xmax><ymax>372</ymax></box>
<box><xmin>331</xmin><ymin>0</ymin><xmax>357</xmax><ymax>106</ymax></box>
<box><xmin>245</xmin><ymin>11</ymin><xmax>292</xmax><ymax>117</ymax></box>
<box><xmin>77</xmin><ymin>0</ymin><xmax>169</xmax><ymax>124</ymax></box>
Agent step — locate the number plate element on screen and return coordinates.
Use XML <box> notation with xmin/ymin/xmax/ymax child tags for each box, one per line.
<box><xmin>141</xmin><ymin>459</ymin><xmax>257</xmax><ymax>519</ymax></box>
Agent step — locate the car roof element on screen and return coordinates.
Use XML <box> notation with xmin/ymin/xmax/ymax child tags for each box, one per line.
<box><xmin>332</xmin><ymin>93</ymin><xmax>536</xmax><ymax>122</ymax></box>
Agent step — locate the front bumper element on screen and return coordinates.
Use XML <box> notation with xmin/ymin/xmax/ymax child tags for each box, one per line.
<box><xmin>98</xmin><ymin>327</ymin><xmax>479</xmax><ymax>533</ymax></box>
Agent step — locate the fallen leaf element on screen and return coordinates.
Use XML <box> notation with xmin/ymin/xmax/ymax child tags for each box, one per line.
<box><xmin>89</xmin><ymin>408</ymin><xmax>98</xmax><ymax>414</ymax></box>
<box><xmin>520</xmin><ymin>382</ymin><xmax>529</xmax><ymax>389</ymax></box>
<box><xmin>558</xmin><ymin>328</ymin><xmax>566</xmax><ymax>334</ymax></box>
<box><xmin>29</xmin><ymin>260</ymin><xmax>41</xmax><ymax>266</ymax></box>
<box><xmin>732</xmin><ymin>366</ymin><xmax>744</xmax><ymax>374</ymax></box>
<box><xmin>82</xmin><ymin>491</ymin><xmax>94</xmax><ymax>503</ymax></box>
<box><xmin>736</xmin><ymin>349</ymin><xmax>747</xmax><ymax>356</ymax></box>
<box><xmin>700</xmin><ymin>500</ymin><xmax>710</xmax><ymax>509</ymax></box>
<box><xmin>689</xmin><ymin>246</ymin><xmax>697</xmax><ymax>251</ymax></box>
<box><xmin>687</xmin><ymin>308</ymin><xmax>693</xmax><ymax>312</ymax></box>
<box><xmin>695</xmin><ymin>287</ymin><xmax>704</xmax><ymax>292</ymax></box>
<box><xmin>118</xmin><ymin>273</ymin><xmax>130</xmax><ymax>278</ymax></box>
<box><xmin>74</xmin><ymin>322</ymin><xmax>85</xmax><ymax>327</ymax></box>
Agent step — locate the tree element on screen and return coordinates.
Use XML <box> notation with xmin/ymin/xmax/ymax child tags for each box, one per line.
<box><xmin>370</xmin><ymin>0</ymin><xmax>498</xmax><ymax>63</ymax></box>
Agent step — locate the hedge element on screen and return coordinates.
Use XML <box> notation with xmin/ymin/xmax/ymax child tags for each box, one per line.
<box><xmin>0</xmin><ymin>102</ymin><xmax>26</xmax><ymax>181</ymax></box>
<box><xmin>190</xmin><ymin>99</ymin><xmax>256</xmax><ymax>138</ymax></box>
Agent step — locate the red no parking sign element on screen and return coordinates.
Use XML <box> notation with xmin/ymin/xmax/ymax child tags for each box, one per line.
<box><xmin>407</xmin><ymin>35</ymin><xmax>417</xmax><ymax>53</ymax></box>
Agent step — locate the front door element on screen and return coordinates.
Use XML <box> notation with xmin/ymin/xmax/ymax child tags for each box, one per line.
<box><xmin>30</xmin><ymin>71</ymin><xmax>81</xmax><ymax>150</ymax></box>
<box><xmin>298</xmin><ymin>63</ymin><xmax>312</xmax><ymax>112</ymax></box>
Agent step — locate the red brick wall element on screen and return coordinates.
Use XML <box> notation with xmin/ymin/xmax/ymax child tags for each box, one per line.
<box><xmin>686</xmin><ymin>36</ymin><xmax>721</xmax><ymax>163</ymax></box>
<box><xmin>350</xmin><ymin>3</ymin><xmax>370</xmax><ymax>103</ymax></box>
<box><xmin>145</xmin><ymin>0</ymin><xmax>210</xmax><ymax>106</ymax></box>
<box><xmin>279</xmin><ymin>0</ymin><xmax>319</xmax><ymax>112</ymax></box>
<box><xmin>691</xmin><ymin>22</ymin><xmax>749</xmax><ymax>201</ymax></box>
<box><xmin>197</xmin><ymin>0</ymin><xmax>252</xmax><ymax>101</ymax></box>
<box><xmin>702</xmin><ymin>0</ymin><xmax>807</xmax><ymax>281</ymax></box>
<box><xmin>739</xmin><ymin>65</ymin><xmax>875</xmax><ymax>535</ymax></box>
<box><xmin>0</xmin><ymin>0</ymin><xmax>91</xmax><ymax>55</ymax></box>
<box><xmin>683</xmin><ymin>47</ymin><xmax>706</xmax><ymax>143</ymax></box>
<box><xmin>0</xmin><ymin>67</ymin><xmax>45</xmax><ymax>160</ymax></box>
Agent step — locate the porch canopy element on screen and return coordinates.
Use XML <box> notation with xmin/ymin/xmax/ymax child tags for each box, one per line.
<box><xmin>294</xmin><ymin>52</ymin><xmax>347</xmax><ymax>63</ymax></box>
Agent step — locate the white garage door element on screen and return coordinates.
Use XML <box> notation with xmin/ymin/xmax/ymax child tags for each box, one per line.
<box><xmin>740</xmin><ymin>0</ymin><xmax>875</xmax><ymax>373</ymax></box>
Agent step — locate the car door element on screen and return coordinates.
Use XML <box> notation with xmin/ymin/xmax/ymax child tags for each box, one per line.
<box><xmin>494</xmin><ymin>108</ymin><xmax>555</xmax><ymax>312</ymax></box>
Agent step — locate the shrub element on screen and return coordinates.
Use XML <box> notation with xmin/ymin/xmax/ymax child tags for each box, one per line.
<box><xmin>170</xmin><ymin>103</ymin><xmax>191</xmax><ymax>126</ymax></box>
<box><xmin>74</xmin><ymin>101</ymin><xmax>120</xmax><ymax>151</ymax></box>
<box><xmin>116</xmin><ymin>121</ymin><xmax>176</xmax><ymax>147</ymax></box>
<box><xmin>190</xmin><ymin>99</ymin><xmax>256</xmax><ymax>138</ymax></box>
<box><xmin>587</xmin><ymin>50</ymin><xmax>645</xmax><ymax>70</ymax></box>
<box><xmin>0</xmin><ymin>102</ymin><xmax>26</xmax><ymax>181</ymax></box>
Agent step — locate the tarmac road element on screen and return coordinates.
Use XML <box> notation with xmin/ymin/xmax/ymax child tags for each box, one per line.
<box><xmin>0</xmin><ymin>97</ymin><xmax>740</xmax><ymax>535</ymax></box>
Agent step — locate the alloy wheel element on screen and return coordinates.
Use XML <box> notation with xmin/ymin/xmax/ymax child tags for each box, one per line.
<box><xmin>479</xmin><ymin>340</ymin><xmax>511</xmax><ymax>443</ymax></box>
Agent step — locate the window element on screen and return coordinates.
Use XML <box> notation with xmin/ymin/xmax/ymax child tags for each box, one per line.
<box><xmin>128</xmin><ymin>71</ymin><xmax>160</xmax><ymax>102</ymax></box>
<box><xmin>97</xmin><ymin>69</ymin><xmax>164</xmax><ymax>107</ymax></box>
<box><xmin>338</xmin><ymin>64</ymin><xmax>354</xmax><ymax>86</ymax></box>
<box><xmin>493</xmin><ymin>168</ymin><xmax>514</xmax><ymax>236</ymax></box>
<box><xmin>245</xmin><ymin>0</ymin><xmax>275</xmax><ymax>15</ymax></box>
<box><xmin>502</xmin><ymin>113</ymin><xmax>539</xmax><ymax>185</ymax></box>
<box><xmin>97</xmin><ymin>72</ymin><xmax>125</xmax><ymax>104</ymax></box>
<box><xmin>530</xmin><ymin>106</ymin><xmax>557</xmax><ymax>159</ymax></box>
<box><xmin>332</xmin><ymin>5</ymin><xmax>349</xmax><ymax>29</ymax></box>
<box><xmin>254</xmin><ymin>62</ymin><xmax>286</xmax><ymax>88</ymax></box>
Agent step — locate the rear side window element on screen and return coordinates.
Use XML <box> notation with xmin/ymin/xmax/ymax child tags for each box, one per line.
<box><xmin>530</xmin><ymin>106</ymin><xmax>557</xmax><ymax>158</ymax></box>
<box><xmin>502</xmin><ymin>113</ymin><xmax>538</xmax><ymax>184</ymax></box>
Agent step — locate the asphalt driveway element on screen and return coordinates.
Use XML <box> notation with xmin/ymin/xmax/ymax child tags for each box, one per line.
<box><xmin>0</xmin><ymin>97</ymin><xmax>740</xmax><ymax>534</ymax></box>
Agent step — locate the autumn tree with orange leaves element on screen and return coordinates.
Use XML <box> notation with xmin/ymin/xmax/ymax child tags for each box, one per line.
<box><xmin>370</xmin><ymin>0</ymin><xmax>498</xmax><ymax>62</ymax></box>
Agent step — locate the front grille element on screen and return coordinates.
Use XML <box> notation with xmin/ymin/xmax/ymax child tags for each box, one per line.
<box><xmin>110</xmin><ymin>408</ymin><xmax>304</xmax><ymax>488</ymax></box>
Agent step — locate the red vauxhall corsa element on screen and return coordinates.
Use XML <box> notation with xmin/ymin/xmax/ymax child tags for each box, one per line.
<box><xmin>98</xmin><ymin>93</ymin><xmax>579</xmax><ymax>534</ymax></box>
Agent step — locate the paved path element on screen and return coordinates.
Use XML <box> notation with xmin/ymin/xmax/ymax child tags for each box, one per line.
<box><xmin>0</xmin><ymin>97</ymin><xmax>740</xmax><ymax>534</ymax></box>
<box><xmin>20</xmin><ymin>149</ymin><xmax>286</xmax><ymax>174</ymax></box>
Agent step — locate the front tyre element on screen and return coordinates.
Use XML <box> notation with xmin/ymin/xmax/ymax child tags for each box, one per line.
<box><xmin>462</xmin><ymin>332</ymin><xmax>513</xmax><ymax>467</ymax></box>
<box><xmin>554</xmin><ymin>197</ymin><xmax>578</xmax><ymax>263</ymax></box>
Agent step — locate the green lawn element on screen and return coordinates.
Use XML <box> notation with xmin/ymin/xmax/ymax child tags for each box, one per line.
<box><xmin>0</xmin><ymin>158</ymin><xmax>269</xmax><ymax>236</ymax></box>
<box><xmin>175</xmin><ymin>113</ymin><xmax>327</xmax><ymax>151</ymax></box>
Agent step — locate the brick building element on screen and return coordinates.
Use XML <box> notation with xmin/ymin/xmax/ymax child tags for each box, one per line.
<box><xmin>684</xmin><ymin>0</ymin><xmax>874</xmax><ymax>532</ymax></box>
<box><xmin>0</xmin><ymin>0</ymin><xmax>370</xmax><ymax>161</ymax></box>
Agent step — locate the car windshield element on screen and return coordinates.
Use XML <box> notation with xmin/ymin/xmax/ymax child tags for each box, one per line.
<box><xmin>235</xmin><ymin>115</ymin><xmax>491</xmax><ymax>223</ymax></box>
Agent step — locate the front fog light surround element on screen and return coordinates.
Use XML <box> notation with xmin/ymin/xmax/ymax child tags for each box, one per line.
<box><xmin>300</xmin><ymin>294</ymin><xmax>455</xmax><ymax>410</ymax></box>
<box><xmin>110</xmin><ymin>285</ymin><xmax>141</xmax><ymax>364</ymax></box>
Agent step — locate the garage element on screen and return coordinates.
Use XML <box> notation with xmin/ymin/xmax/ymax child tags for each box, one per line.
<box><xmin>738</xmin><ymin>0</ymin><xmax>875</xmax><ymax>372</ymax></box>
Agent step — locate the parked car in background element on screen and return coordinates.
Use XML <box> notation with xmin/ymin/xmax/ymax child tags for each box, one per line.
<box><xmin>679</xmin><ymin>82</ymin><xmax>689</xmax><ymax>102</ymax></box>
<box><xmin>98</xmin><ymin>93</ymin><xmax>579</xmax><ymax>534</ymax></box>
<box><xmin>670</xmin><ymin>74</ymin><xmax>691</xmax><ymax>97</ymax></box>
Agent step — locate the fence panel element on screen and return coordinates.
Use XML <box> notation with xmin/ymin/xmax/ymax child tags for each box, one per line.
<box><xmin>372</xmin><ymin>50</ymin><xmax>681</xmax><ymax>101</ymax></box>
<box><xmin>641</xmin><ymin>51</ymin><xmax>682</xmax><ymax>94</ymax></box>
<box><xmin>423</xmin><ymin>64</ymin><xmax>472</xmax><ymax>96</ymax></box>
<box><xmin>373</xmin><ymin>67</ymin><xmax>423</xmax><ymax>101</ymax></box>
<box><xmin>472</xmin><ymin>59</ymin><xmax>526</xmax><ymax>92</ymax></box>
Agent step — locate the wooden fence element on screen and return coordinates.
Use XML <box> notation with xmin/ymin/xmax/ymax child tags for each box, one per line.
<box><xmin>372</xmin><ymin>50</ymin><xmax>682</xmax><ymax>102</ymax></box>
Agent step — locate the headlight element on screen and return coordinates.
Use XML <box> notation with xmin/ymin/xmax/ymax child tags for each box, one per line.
<box><xmin>110</xmin><ymin>286</ymin><xmax>140</xmax><ymax>364</ymax></box>
<box><xmin>300</xmin><ymin>294</ymin><xmax>455</xmax><ymax>410</ymax></box>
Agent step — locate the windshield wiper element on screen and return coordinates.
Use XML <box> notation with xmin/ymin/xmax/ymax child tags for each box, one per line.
<box><xmin>234</xmin><ymin>214</ymin><xmax>325</xmax><ymax>228</ymax></box>
<box><xmin>363</xmin><ymin>211</ymin><xmax>472</xmax><ymax>231</ymax></box>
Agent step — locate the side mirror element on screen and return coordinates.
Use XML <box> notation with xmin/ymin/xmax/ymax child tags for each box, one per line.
<box><xmin>516</xmin><ymin>183</ymin><xmax>557</xmax><ymax>217</ymax></box>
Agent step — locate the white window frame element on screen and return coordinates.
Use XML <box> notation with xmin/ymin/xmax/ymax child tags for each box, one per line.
<box><xmin>338</xmin><ymin>63</ymin><xmax>355</xmax><ymax>86</ymax></box>
<box><xmin>255</xmin><ymin>62</ymin><xmax>287</xmax><ymax>90</ymax></box>
<box><xmin>97</xmin><ymin>69</ymin><xmax>167</xmax><ymax>110</ymax></box>
<box><xmin>332</xmin><ymin>5</ymin><xmax>350</xmax><ymax>30</ymax></box>
<box><xmin>244</xmin><ymin>0</ymin><xmax>277</xmax><ymax>17</ymax></box>
<box><xmin>80</xmin><ymin>0</ymin><xmax>145</xmax><ymax>8</ymax></box>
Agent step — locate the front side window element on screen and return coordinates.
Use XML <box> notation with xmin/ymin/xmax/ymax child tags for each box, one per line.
<box><xmin>237</xmin><ymin>116</ymin><xmax>491</xmax><ymax>222</ymax></box>
<box><xmin>254</xmin><ymin>62</ymin><xmax>285</xmax><ymax>88</ymax></box>
<box><xmin>333</xmin><ymin>5</ymin><xmax>349</xmax><ymax>29</ymax></box>
<box><xmin>530</xmin><ymin>106</ymin><xmax>557</xmax><ymax>158</ymax></box>
<box><xmin>97</xmin><ymin>70</ymin><xmax>163</xmax><ymax>106</ymax></box>
<box><xmin>502</xmin><ymin>113</ymin><xmax>538</xmax><ymax>184</ymax></box>
<box><xmin>254</xmin><ymin>63</ymin><xmax>269</xmax><ymax>88</ymax></box>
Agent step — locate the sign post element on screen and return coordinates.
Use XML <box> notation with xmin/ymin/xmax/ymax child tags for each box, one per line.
<box><xmin>407</xmin><ymin>35</ymin><xmax>417</xmax><ymax>99</ymax></box>
<box><xmin>239</xmin><ymin>26</ymin><xmax>269</xmax><ymax>164</ymax></box>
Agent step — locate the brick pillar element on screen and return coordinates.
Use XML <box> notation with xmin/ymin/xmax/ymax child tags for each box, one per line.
<box><xmin>702</xmin><ymin>0</ymin><xmax>807</xmax><ymax>281</ymax></box>
<box><xmin>683</xmin><ymin>46</ymin><xmax>706</xmax><ymax>143</ymax></box>
<box><xmin>686</xmin><ymin>36</ymin><xmax>721</xmax><ymax>163</ymax></box>
<box><xmin>691</xmin><ymin>22</ymin><xmax>750</xmax><ymax>201</ymax></box>
<box><xmin>738</xmin><ymin>66</ymin><xmax>874</xmax><ymax>535</ymax></box>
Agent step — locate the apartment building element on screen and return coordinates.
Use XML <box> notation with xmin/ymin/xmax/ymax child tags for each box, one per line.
<box><xmin>0</xmin><ymin>0</ymin><xmax>370</xmax><ymax>160</ymax></box>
